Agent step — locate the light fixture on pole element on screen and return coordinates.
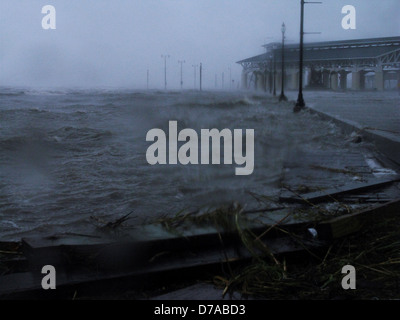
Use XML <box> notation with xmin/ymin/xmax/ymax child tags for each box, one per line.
<box><xmin>178</xmin><ymin>60</ymin><xmax>185</xmax><ymax>90</ymax></box>
<box><xmin>192</xmin><ymin>64</ymin><xmax>198</xmax><ymax>90</ymax></box>
<box><xmin>161</xmin><ymin>54</ymin><xmax>170</xmax><ymax>90</ymax></box>
<box><xmin>279</xmin><ymin>22</ymin><xmax>288</xmax><ymax>102</ymax></box>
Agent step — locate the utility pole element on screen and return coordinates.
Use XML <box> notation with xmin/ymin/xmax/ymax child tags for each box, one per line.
<box><xmin>294</xmin><ymin>0</ymin><xmax>322</xmax><ymax>112</ymax></box>
<box><xmin>269</xmin><ymin>57</ymin><xmax>273</xmax><ymax>94</ymax></box>
<box><xmin>228</xmin><ymin>67</ymin><xmax>232</xmax><ymax>90</ymax></box>
<box><xmin>147</xmin><ymin>68</ymin><xmax>149</xmax><ymax>90</ymax></box>
<box><xmin>161</xmin><ymin>54</ymin><xmax>170</xmax><ymax>90</ymax></box>
<box><xmin>279</xmin><ymin>22</ymin><xmax>288</xmax><ymax>102</ymax></box>
<box><xmin>178</xmin><ymin>60</ymin><xmax>185</xmax><ymax>90</ymax></box>
<box><xmin>273</xmin><ymin>46</ymin><xmax>277</xmax><ymax>96</ymax></box>
<box><xmin>200</xmin><ymin>63</ymin><xmax>203</xmax><ymax>92</ymax></box>
<box><xmin>222</xmin><ymin>72</ymin><xmax>225</xmax><ymax>90</ymax></box>
<box><xmin>215</xmin><ymin>74</ymin><xmax>217</xmax><ymax>89</ymax></box>
<box><xmin>192</xmin><ymin>64</ymin><xmax>198</xmax><ymax>90</ymax></box>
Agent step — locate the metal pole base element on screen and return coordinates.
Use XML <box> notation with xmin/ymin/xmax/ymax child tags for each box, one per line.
<box><xmin>279</xmin><ymin>93</ymin><xmax>288</xmax><ymax>102</ymax></box>
<box><xmin>294</xmin><ymin>93</ymin><xmax>305</xmax><ymax>113</ymax></box>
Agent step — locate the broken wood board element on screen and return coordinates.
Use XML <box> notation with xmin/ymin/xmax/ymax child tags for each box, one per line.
<box><xmin>316</xmin><ymin>199</ymin><xmax>400</xmax><ymax>240</ymax></box>
<box><xmin>21</xmin><ymin>209</ymin><xmax>316</xmax><ymax>272</ymax></box>
<box><xmin>0</xmin><ymin>234</ymin><xmax>324</xmax><ymax>299</ymax></box>
<box><xmin>149</xmin><ymin>283</ymin><xmax>248</xmax><ymax>300</ymax></box>
<box><xmin>279</xmin><ymin>176</ymin><xmax>400</xmax><ymax>204</ymax></box>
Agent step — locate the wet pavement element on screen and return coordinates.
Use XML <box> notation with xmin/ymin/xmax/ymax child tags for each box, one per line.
<box><xmin>306</xmin><ymin>91</ymin><xmax>400</xmax><ymax>142</ymax></box>
<box><xmin>303</xmin><ymin>90</ymin><xmax>400</xmax><ymax>166</ymax></box>
<box><xmin>275</xmin><ymin>90</ymin><xmax>400</xmax><ymax>211</ymax></box>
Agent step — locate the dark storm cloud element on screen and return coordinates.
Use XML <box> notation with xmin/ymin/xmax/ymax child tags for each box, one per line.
<box><xmin>0</xmin><ymin>0</ymin><xmax>398</xmax><ymax>89</ymax></box>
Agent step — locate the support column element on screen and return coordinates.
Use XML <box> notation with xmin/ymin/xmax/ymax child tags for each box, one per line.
<box><xmin>352</xmin><ymin>70</ymin><xmax>361</xmax><ymax>90</ymax></box>
<box><xmin>270</xmin><ymin>71</ymin><xmax>274</xmax><ymax>93</ymax></box>
<box><xmin>241</xmin><ymin>71</ymin><xmax>248</xmax><ymax>90</ymax></box>
<box><xmin>256</xmin><ymin>73</ymin><xmax>264</xmax><ymax>91</ymax></box>
<box><xmin>397</xmin><ymin>71</ymin><xmax>400</xmax><ymax>92</ymax></box>
<box><xmin>360</xmin><ymin>71</ymin><xmax>366</xmax><ymax>90</ymax></box>
<box><xmin>339</xmin><ymin>70</ymin><xmax>348</xmax><ymax>90</ymax></box>
<box><xmin>322</xmin><ymin>70</ymin><xmax>330</xmax><ymax>88</ymax></box>
<box><xmin>290</xmin><ymin>71</ymin><xmax>299</xmax><ymax>90</ymax></box>
<box><xmin>330</xmin><ymin>72</ymin><xmax>338</xmax><ymax>91</ymax></box>
<box><xmin>275</xmin><ymin>72</ymin><xmax>282</xmax><ymax>93</ymax></box>
<box><xmin>263</xmin><ymin>72</ymin><xmax>268</xmax><ymax>92</ymax></box>
<box><xmin>374</xmin><ymin>67</ymin><xmax>384</xmax><ymax>91</ymax></box>
<box><xmin>266</xmin><ymin>71</ymin><xmax>270</xmax><ymax>92</ymax></box>
<box><xmin>306</xmin><ymin>68</ymin><xmax>312</xmax><ymax>87</ymax></box>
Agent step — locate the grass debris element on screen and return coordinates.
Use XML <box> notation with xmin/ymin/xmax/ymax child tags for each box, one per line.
<box><xmin>212</xmin><ymin>214</ymin><xmax>400</xmax><ymax>300</ymax></box>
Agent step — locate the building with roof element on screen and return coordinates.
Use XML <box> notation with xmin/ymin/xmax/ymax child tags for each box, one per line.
<box><xmin>237</xmin><ymin>36</ymin><xmax>400</xmax><ymax>92</ymax></box>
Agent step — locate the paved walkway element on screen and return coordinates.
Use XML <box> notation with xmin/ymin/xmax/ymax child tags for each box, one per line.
<box><xmin>286</xmin><ymin>90</ymin><xmax>400</xmax><ymax>166</ymax></box>
<box><xmin>306</xmin><ymin>91</ymin><xmax>400</xmax><ymax>141</ymax></box>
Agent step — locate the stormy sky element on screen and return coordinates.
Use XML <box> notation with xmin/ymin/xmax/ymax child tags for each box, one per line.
<box><xmin>0</xmin><ymin>0</ymin><xmax>399</xmax><ymax>89</ymax></box>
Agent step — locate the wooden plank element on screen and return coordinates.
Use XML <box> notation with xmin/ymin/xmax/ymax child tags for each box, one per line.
<box><xmin>0</xmin><ymin>235</ymin><xmax>325</xmax><ymax>299</ymax></box>
<box><xmin>279</xmin><ymin>176</ymin><xmax>400</xmax><ymax>204</ymax></box>
<box><xmin>316</xmin><ymin>199</ymin><xmax>400</xmax><ymax>240</ymax></box>
<box><xmin>150</xmin><ymin>283</ymin><xmax>245</xmax><ymax>300</ymax></box>
<box><xmin>21</xmin><ymin>209</ymin><xmax>314</xmax><ymax>272</ymax></box>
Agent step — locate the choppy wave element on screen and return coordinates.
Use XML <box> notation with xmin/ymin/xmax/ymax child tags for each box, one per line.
<box><xmin>0</xmin><ymin>89</ymin><xmax>387</xmax><ymax>241</ymax></box>
<box><xmin>49</xmin><ymin>126</ymin><xmax>112</xmax><ymax>142</ymax></box>
<box><xmin>175</xmin><ymin>97</ymin><xmax>259</xmax><ymax>109</ymax></box>
<box><xmin>0</xmin><ymin>91</ymin><xmax>25</xmax><ymax>97</ymax></box>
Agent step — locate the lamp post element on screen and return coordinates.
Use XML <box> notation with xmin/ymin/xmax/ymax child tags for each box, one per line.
<box><xmin>279</xmin><ymin>22</ymin><xmax>288</xmax><ymax>102</ymax></box>
<box><xmin>269</xmin><ymin>53</ymin><xmax>273</xmax><ymax>94</ymax></box>
<box><xmin>228</xmin><ymin>67</ymin><xmax>232</xmax><ymax>90</ymax></box>
<box><xmin>273</xmin><ymin>44</ymin><xmax>277</xmax><ymax>96</ymax></box>
<box><xmin>294</xmin><ymin>0</ymin><xmax>306</xmax><ymax>111</ymax></box>
<box><xmin>192</xmin><ymin>64</ymin><xmax>198</xmax><ymax>90</ymax></box>
<box><xmin>161</xmin><ymin>54</ymin><xmax>170</xmax><ymax>90</ymax></box>
<box><xmin>293</xmin><ymin>0</ymin><xmax>306</xmax><ymax>112</ymax></box>
<box><xmin>200</xmin><ymin>63</ymin><xmax>202</xmax><ymax>92</ymax></box>
<box><xmin>178</xmin><ymin>60</ymin><xmax>185</xmax><ymax>90</ymax></box>
<box><xmin>294</xmin><ymin>0</ymin><xmax>322</xmax><ymax>112</ymax></box>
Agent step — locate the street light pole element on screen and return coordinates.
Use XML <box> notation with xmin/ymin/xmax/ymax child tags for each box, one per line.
<box><xmin>192</xmin><ymin>64</ymin><xmax>198</xmax><ymax>90</ymax></box>
<box><xmin>161</xmin><ymin>55</ymin><xmax>170</xmax><ymax>90</ymax></box>
<box><xmin>279</xmin><ymin>22</ymin><xmax>288</xmax><ymax>102</ymax></box>
<box><xmin>200</xmin><ymin>63</ymin><xmax>202</xmax><ymax>92</ymax></box>
<box><xmin>178</xmin><ymin>60</ymin><xmax>185</xmax><ymax>90</ymax></box>
<box><xmin>294</xmin><ymin>0</ymin><xmax>322</xmax><ymax>112</ymax></box>
<box><xmin>294</xmin><ymin>0</ymin><xmax>305</xmax><ymax>111</ymax></box>
<box><xmin>269</xmin><ymin>55</ymin><xmax>273</xmax><ymax>94</ymax></box>
<box><xmin>228</xmin><ymin>67</ymin><xmax>232</xmax><ymax>90</ymax></box>
<box><xmin>273</xmin><ymin>47</ymin><xmax>277</xmax><ymax>96</ymax></box>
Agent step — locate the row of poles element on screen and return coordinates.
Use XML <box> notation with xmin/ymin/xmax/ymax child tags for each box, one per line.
<box><xmin>272</xmin><ymin>0</ymin><xmax>321</xmax><ymax>112</ymax></box>
<box><xmin>149</xmin><ymin>0</ymin><xmax>320</xmax><ymax>109</ymax></box>
<box><xmin>160</xmin><ymin>58</ymin><xmax>203</xmax><ymax>91</ymax></box>
<box><xmin>148</xmin><ymin>58</ymin><xmax>235</xmax><ymax>92</ymax></box>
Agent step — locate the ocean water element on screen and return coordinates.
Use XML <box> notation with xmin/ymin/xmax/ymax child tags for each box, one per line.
<box><xmin>0</xmin><ymin>87</ymin><xmax>381</xmax><ymax>241</ymax></box>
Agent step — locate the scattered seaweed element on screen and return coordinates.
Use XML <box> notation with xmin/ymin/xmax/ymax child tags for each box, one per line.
<box><xmin>151</xmin><ymin>203</ymin><xmax>246</xmax><ymax>234</ymax></box>
<box><xmin>212</xmin><ymin>213</ymin><xmax>400</xmax><ymax>300</ymax></box>
<box><xmin>310</xmin><ymin>164</ymin><xmax>363</xmax><ymax>177</ymax></box>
